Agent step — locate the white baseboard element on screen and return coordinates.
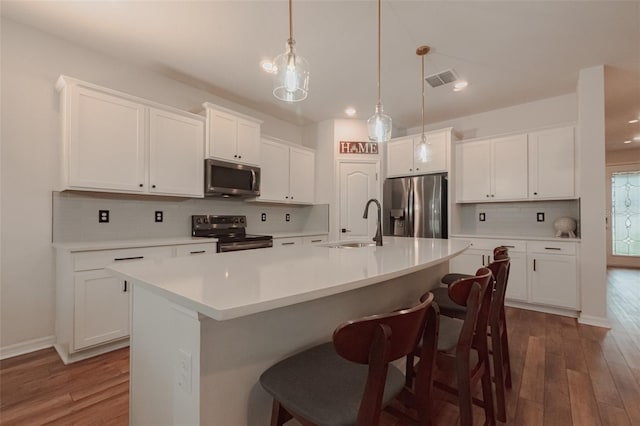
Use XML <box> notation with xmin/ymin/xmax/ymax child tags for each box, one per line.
<box><xmin>578</xmin><ymin>314</ymin><xmax>611</xmax><ymax>329</ymax></box>
<box><xmin>54</xmin><ymin>339</ymin><xmax>129</xmax><ymax>365</ymax></box>
<box><xmin>505</xmin><ymin>300</ymin><xmax>579</xmax><ymax>318</ymax></box>
<box><xmin>0</xmin><ymin>335</ymin><xmax>55</xmax><ymax>360</ymax></box>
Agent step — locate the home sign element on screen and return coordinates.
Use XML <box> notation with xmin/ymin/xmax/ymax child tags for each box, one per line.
<box><xmin>339</xmin><ymin>141</ymin><xmax>379</xmax><ymax>155</ymax></box>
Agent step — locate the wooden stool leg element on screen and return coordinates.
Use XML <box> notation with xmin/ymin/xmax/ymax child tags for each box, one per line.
<box><xmin>480</xmin><ymin>357</ymin><xmax>496</xmax><ymax>426</ymax></box>
<box><xmin>501</xmin><ymin>322</ymin><xmax>512</xmax><ymax>388</ymax></box>
<box><xmin>492</xmin><ymin>331</ymin><xmax>507</xmax><ymax>422</ymax></box>
<box><xmin>270</xmin><ymin>399</ymin><xmax>292</xmax><ymax>426</ymax></box>
<box><xmin>456</xmin><ymin>357</ymin><xmax>473</xmax><ymax>426</ymax></box>
<box><xmin>405</xmin><ymin>352</ymin><xmax>416</xmax><ymax>388</ymax></box>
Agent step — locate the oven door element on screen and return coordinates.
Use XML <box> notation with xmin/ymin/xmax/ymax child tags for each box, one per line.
<box><xmin>218</xmin><ymin>240</ymin><xmax>273</xmax><ymax>252</ymax></box>
<box><xmin>205</xmin><ymin>159</ymin><xmax>260</xmax><ymax>197</ymax></box>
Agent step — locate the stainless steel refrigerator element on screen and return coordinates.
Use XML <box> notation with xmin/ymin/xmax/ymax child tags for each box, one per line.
<box><xmin>382</xmin><ymin>174</ymin><xmax>448</xmax><ymax>239</ymax></box>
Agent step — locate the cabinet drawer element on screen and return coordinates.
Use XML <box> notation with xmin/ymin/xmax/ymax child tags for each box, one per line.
<box><xmin>73</xmin><ymin>246</ymin><xmax>173</xmax><ymax>271</ymax></box>
<box><xmin>175</xmin><ymin>243</ymin><xmax>218</xmax><ymax>257</ymax></box>
<box><xmin>453</xmin><ymin>237</ymin><xmax>526</xmax><ymax>253</ymax></box>
<box><xmin>303</xmin><ymin>235</ymin><xmax>328</xmax><ymax>245</ymax></box>
<box><xmin>274</xmin><ymin>237</ymin><xmax>303</xmax><ymax>247</ymax></box>
<box><xmin>527</xmin><ymin>241</ymin><xmax>577</xmax><ymax>255</ymax></box>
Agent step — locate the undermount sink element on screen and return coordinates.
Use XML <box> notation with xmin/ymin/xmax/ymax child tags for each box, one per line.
<box><xmin>325</xmin><ymin>242</ymin><xmax>377</xmax><ymax>249</ymax></box>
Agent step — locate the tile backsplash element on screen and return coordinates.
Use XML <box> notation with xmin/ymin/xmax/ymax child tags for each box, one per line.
<box><xmin>52</xmin><ymin>192</ymin><xmax>329</xmax><ymax>242</ymax></box>
<box><xmin>458</xmin><ymin>200</ymin><xmax>580</xmax><ymax>238</ymax></box>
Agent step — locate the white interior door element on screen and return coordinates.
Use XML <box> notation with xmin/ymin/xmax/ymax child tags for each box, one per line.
<box><xmin>338</xmin><ymin>162</ymin><xmax>380</xmax><ymax>241</ymax></box>
<box><xmin>606</xmin><ymin>163</ymin><xmax>640</xmax><ymax>267</ymax></box>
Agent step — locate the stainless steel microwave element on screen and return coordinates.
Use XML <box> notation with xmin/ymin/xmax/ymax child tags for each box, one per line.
<box><xmin>204</xmin><ymin>159</ymin><xmax>260</xmax><ymax>197</ymax></box>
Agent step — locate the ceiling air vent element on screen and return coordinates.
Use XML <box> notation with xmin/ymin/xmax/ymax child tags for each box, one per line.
<box><xmin>425</xmin><ymin>69</ymin><xmax>459</xmax><ymax>88</ymax></box>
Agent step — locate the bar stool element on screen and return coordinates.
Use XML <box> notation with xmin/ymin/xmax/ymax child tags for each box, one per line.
<box><xmin>432</xmin><ymin>256</ymin><xmax>512</xmax><ymax>422</ymax></box>
<box><xmin>260</xmin><ymin>292</ymin><xmax>439</xmax><ymax>426</ymax></box>
<box><xmin>440</xmin><ymin>246</ymin><xmax>509</xmax><ymax>287</ymax></box>
<box><xmin>406</xmin><ymin>268</ymin><xmax>495</xmax><ymax>426</ymax></box>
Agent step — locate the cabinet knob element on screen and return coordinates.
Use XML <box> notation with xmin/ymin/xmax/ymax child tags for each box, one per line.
<box><xmin>234</xmin><ymin>154</ymin><xmax>238</xmax><ymax>158</ymax></box>
<box><xmin>416</xmin><ymin>168</ymin><xmax>420</xmax><ymax>171</ymax></box>
<box><xmin>238</xmin><ymin>155</ymin><xmax>242</xmax><ymax>159</ymax></box>
<box><xmin>409</xmin><ymin>168</ymin><xmax>413</xmax><ymax>172</ymax></box>
<box><xmin>290</xmin><ymin>195</ymin><xmax>294</xmax><ymax>199</ymax></box>
<box><xmin>152</xmin><ymin>184</ymin><xmax>156</xmax><ymax>189</ymax></box>
<box><xmin>139</xmin><ymin>184</ymin><xmax>143</xmax><ymax>187</ymax></box>
<box><xmin>534</xmin><ymin>192</ymin><xmax>538</xmax><ymax>195</ymax></box>
<box><xmin>285</xmin><ymin>196</ymin><xmax>289</xmax><ymax>199</ymax></box>
<box><xmin>491</xmin><ymin>194</ymin><xmax>495</xmax><ymax>197</ymax></box>
<box><xmin>486</xmin><ymin>194</ymin><xmax>490</xmax><ymax>198</ymax></box>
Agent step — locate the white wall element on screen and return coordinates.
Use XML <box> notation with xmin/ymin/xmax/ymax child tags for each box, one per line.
<box><xmin>576</xmin><ymin>66</ymin><xmax>609</xmax><ymax>327</ymax></box>
<box><xmin>407</xmin><ymin>93</ymin><xmax>578</xmax><ymax>139</ymax></box>
<box><xmin>0</xmin><ymin>19</ymin><xmax>306</xmax><ymax>352</ymax></box>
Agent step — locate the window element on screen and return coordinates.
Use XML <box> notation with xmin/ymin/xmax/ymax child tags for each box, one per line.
<box><xmin>611</xmin><ymin>171</ymin><xmax>640</xmax><ymax>256</ymax></box>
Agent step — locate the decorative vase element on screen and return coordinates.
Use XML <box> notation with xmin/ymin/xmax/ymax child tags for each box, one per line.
<box><xmin>553</xmin><ymin>217</ymin><xmax>577</xmax><ymax>238</ymax></box>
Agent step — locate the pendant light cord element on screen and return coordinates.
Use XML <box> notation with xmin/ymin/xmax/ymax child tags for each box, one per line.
<box><xmin>377</xmin><ymin>0</ymin><xmax>381</xmax><ymax>104</ymax></box>
<box><xmin>289</xmin><ymin>0</ymin><xmax>293</xmax><ymax>43</ymax></box>
<box><xmin>421</xmin><ymin>52</ymin><xmax>425</xmax><ymax>136</ymax></box>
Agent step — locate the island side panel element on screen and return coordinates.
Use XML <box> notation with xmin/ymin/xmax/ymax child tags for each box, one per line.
<box><xmin>198</xmin><ymin>263</ymin><xmax>446</xmax><ymax>425</ymax></box>
<box><xmin>130</xmin><ymin>285</ymin><xmax>201</xmax><ymax>426</ymax></box>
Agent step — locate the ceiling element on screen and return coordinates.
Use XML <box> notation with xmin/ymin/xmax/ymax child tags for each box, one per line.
<box><xmin>2</xmin><ymin>1</ymin><xmax>639</xmax><ymax>151</ymax></box>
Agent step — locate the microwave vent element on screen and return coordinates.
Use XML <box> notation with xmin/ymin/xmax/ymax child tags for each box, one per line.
<box><xmin>425</xmin><ymin>69</ymin><xmax>459</xmax><ymax>88</ymax></box>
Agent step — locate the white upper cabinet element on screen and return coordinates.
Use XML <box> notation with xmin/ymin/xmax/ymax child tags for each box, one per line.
<box><xmin>204</xmin><ymin>103</ymin><xmax>262</xmax><ymax>166</ymax></box>
<box><xmin>456</xmin><ymin>134</ymin><xmax>528</xmax><ymax>202</ymax></box>
<box><xmin>528</xmin><ymin>126</ymin><xmax>575</xmax><ymax>199</ymax></box>
<box><xmin>257</xmin><ymin>138</ymin><xmax>315</xmax><ymax>204</ymax></box>
<box><xmin>66</xmin><ymin>86</ymin><xmax>147</xmax><ymax>192</ymax></box>
<box><xmin>386</xmin><ymin>129</ymin><xmax>450</xmax><ymax>178</ymax></box>
<box><xmin>57</xmin><ymin>76</ymin><xmax>205</xmax><ymax>198</ymax></box>
<box><xmin>149</xmin><ymin>108</ymin><xmax>204</xmax><ymax>197</ymax></box>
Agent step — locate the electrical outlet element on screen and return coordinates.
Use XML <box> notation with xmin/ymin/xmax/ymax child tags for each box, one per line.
<box><xmin>261</xmin><ymin>213</ymin><xmax>267</xmax><ymax>222</ymax></box>
<box><xmin>155</xmin><ymin>211</ymin><xmax>163</xmax><ymax>223</ymax></box>
<box><xmin>285</xmin><ymin>213</ymin><xmax>290</xmax><ymax>222</ymax></box>
<box><xmin>537</xmin><ymin>212</ymin><xmax>545</xmax><ymax>222</ymax></box>
<box><xmin>479</xmin><ymin>213</ymin><xmax>486</xmax><ymax>222</ymax></box>
<box><xmin>99</xmin><ymin>210</ymin><xmax>109</xmax><ymax>223</ymax></box>
<box><xmin>176</xmin><ymin>349</ymin><xmax>192</xmax><ymax>394</ymax></box>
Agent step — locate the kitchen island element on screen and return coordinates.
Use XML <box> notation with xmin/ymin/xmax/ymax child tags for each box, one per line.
<box><xmin>106</xmin><ymin>236</ymin><xmax>469</xmax><ymax>425</ymax></box>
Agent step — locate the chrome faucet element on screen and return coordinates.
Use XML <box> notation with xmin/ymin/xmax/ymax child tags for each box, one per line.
<box><xmin>363</xmin><ymin>198</ymin><xmax>383</xmax><ymax>246</ymax></box>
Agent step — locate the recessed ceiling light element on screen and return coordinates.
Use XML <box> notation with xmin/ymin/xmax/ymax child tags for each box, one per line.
<box><xmin>624</xmin><ymin>140</ymin><xmax>632</xmax><ymax>144</ymax></box>
<box><xmin>453</xmin><ymin>80</ymin><xmax>468</xmax><ymax>92</ymax></box>
<box><xmin>629</xmin><ymin>119</ymin><xmax>639</xmax><ymax>124</ymax></box>
<box><xmin>345</xmin><ymin>107</ymin><xmax>357</xmax><ymax>117</ymax></box>
<box><xmin>634</xmin><ymin>136</ymin><xmax>640</xmax><ymax>142</ymax></box>
<box><xmin>260</xmin><ymin>60</ymin><xmax>277</xmax><ymax>74</ymax></box>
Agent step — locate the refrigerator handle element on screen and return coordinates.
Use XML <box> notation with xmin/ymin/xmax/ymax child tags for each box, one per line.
<box><xmin>408</xmin><ymin>179</ymin><xmax>414</xmax><ymax>237</ymax></box>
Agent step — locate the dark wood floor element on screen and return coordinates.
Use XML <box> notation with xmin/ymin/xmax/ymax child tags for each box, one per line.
<box><xmin>1</xmin><ymin>268</ymin><xmax>639</xmax><ymax>425</ymax></box>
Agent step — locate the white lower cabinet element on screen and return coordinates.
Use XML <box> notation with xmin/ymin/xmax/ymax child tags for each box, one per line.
<box><xmin>73</xmin><ymin>270</ymin><xmax>130</xmax><ymax>350</ymax></box>
<box><xmin>303</xmin><ymin>235</ymin><xmax>328</xmax><ymax>244</ymax></box>
<box><xmin>274</xmin><ymin>237</ymin><xmax>303</xmax><ymax>247</ymax></box>
<box><xmin>450</xmin><ymin>237</ymin><xmax>578</xmax><ymax>312</ymax></box>
<box><xmin>55</xmin><ymin>241</ymin><xmax>214</xmax><ymax>363</ymax></box>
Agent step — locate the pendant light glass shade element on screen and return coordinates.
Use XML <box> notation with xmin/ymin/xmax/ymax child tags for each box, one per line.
<box><xmin>415</xmin><ymin>45</ymin><xmax>431</xmax><ymax>162</ymax></box>
<box><xmin>368</xmin><ymin>102</ymin><xmax>392</xmax><ymax>142</ymax></box>
<box><xmin>273</xmin><ymin>0</ymin><xmax>309</xmax><ymax>103</ymax></box>
<box><xmin>273</xmin><ymin>40</ymin><xmax>309</xmax><ymax>102</ymax></box>
<box><xmin>368</xmin><ymin>0</ymin><xmax>392</xmax><ymax>142</ymax></box>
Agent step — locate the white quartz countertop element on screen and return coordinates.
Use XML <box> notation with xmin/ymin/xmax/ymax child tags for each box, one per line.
<box><xmin>270</xmin><ymin>231</ymin><xmax>329</xmax><ymax>238</ymax></box>
<box><xmin>53</xmin><ymin>237</ymin><xmax>216</xmax><ymax>252</ymax></box>
<box><xmin>106</xmin><ymin>237</ymin><xmax>469</xmax><ymax>321</ymax></box>
<box><xmin>450</xmin><ymin>234</ymin><xmax>581</xmax><ymax>242</ymax></box>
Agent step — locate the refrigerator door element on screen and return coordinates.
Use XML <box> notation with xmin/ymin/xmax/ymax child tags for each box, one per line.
<box><xmin>382</xmin><ymin>177</ymin><xmax>411</xmax><ymax>237</ymax></box>
<box><xmin>411</xmin><ymin>174</ymin><xmax>447</xmax><ymax>238</ymax></box>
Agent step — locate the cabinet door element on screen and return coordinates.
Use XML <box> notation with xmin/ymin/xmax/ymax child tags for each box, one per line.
<box><xmin>68</xmin><ymin>87</ymin><xmax>146</xmax><ymax>192</ymax></box>
<box><xmin>174</xmin><ymin>243</ymin><xmax>217</xmax><ymax>257</ymax></box>
<box><xmin>529</xmin><ymin>127</ymin><xmax>575</xmax><ymax>199</ymax></box>
<box><xmin>491</xmin><ymin>134</ymin><xmax>528</xmax><ymax>200</ymax></box>
<box><xmin>259</xmin><ymin>139</ymin><xmax>290</xmax><ymax>201</ymax></box>
<box><xmin>504</xmin><ymin>252</ymin><xmax>528</xmax><ymax>302</ymax></box>
<box><xmin>236</xmin><ymin>118</ymin><xmax>261</xmax><ymax>166</ymax></box>
<box><xmin>208</xmin><ymin>108</ymin><xmax>238</xmax><ymax>162</ymax></box>
<box><xmin>415</xmin><ymin>132</ymin><xmax>447</xmax><ymax>174</ymax></box>
<box><xmin>456</xmin><ymin>141</ymin><xmax>492</xmax><ymax>202</ymax></box>
<box><xmin>449</xmin><ymin>250</ymin><xmax>488</xmax><ymax>274</ymax></box>
<box><xmin>289</xmin><ymin>147</ymin><xmax>315</xmax><ymax>204</ymax></box>
<box><xmin>387</xmin><ymin>137</ymin><xmax>414</xmax><ymax>177</ymax></box>
<box><xmin>528</xmin><ymin>254</ymin><xmax>578</xmax><ymax>309</ymax></box>
<box><xmin>74</xmin><ymin>270</ymin><xmax>129</xmax><ymax>350</ymax></box>
<box><xmin>149</xmin><ymin>109</ymin><xmax>204</xmax><ymax>197</ymax></box>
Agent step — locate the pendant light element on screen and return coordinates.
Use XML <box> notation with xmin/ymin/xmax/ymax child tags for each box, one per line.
<box><xmin>273</xmin><ymin>0</ymin><xmax>309</xmax><ymax>102</ymax></box>
<box><xmin>416</xmin><ymin>45</ymin><xmax>431</xmax><ymax>162</ymax></box>
<box><xmin>367</xmin><ymin>0</ymin><xmax>392</xmax><ymax>142</ymax></box>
